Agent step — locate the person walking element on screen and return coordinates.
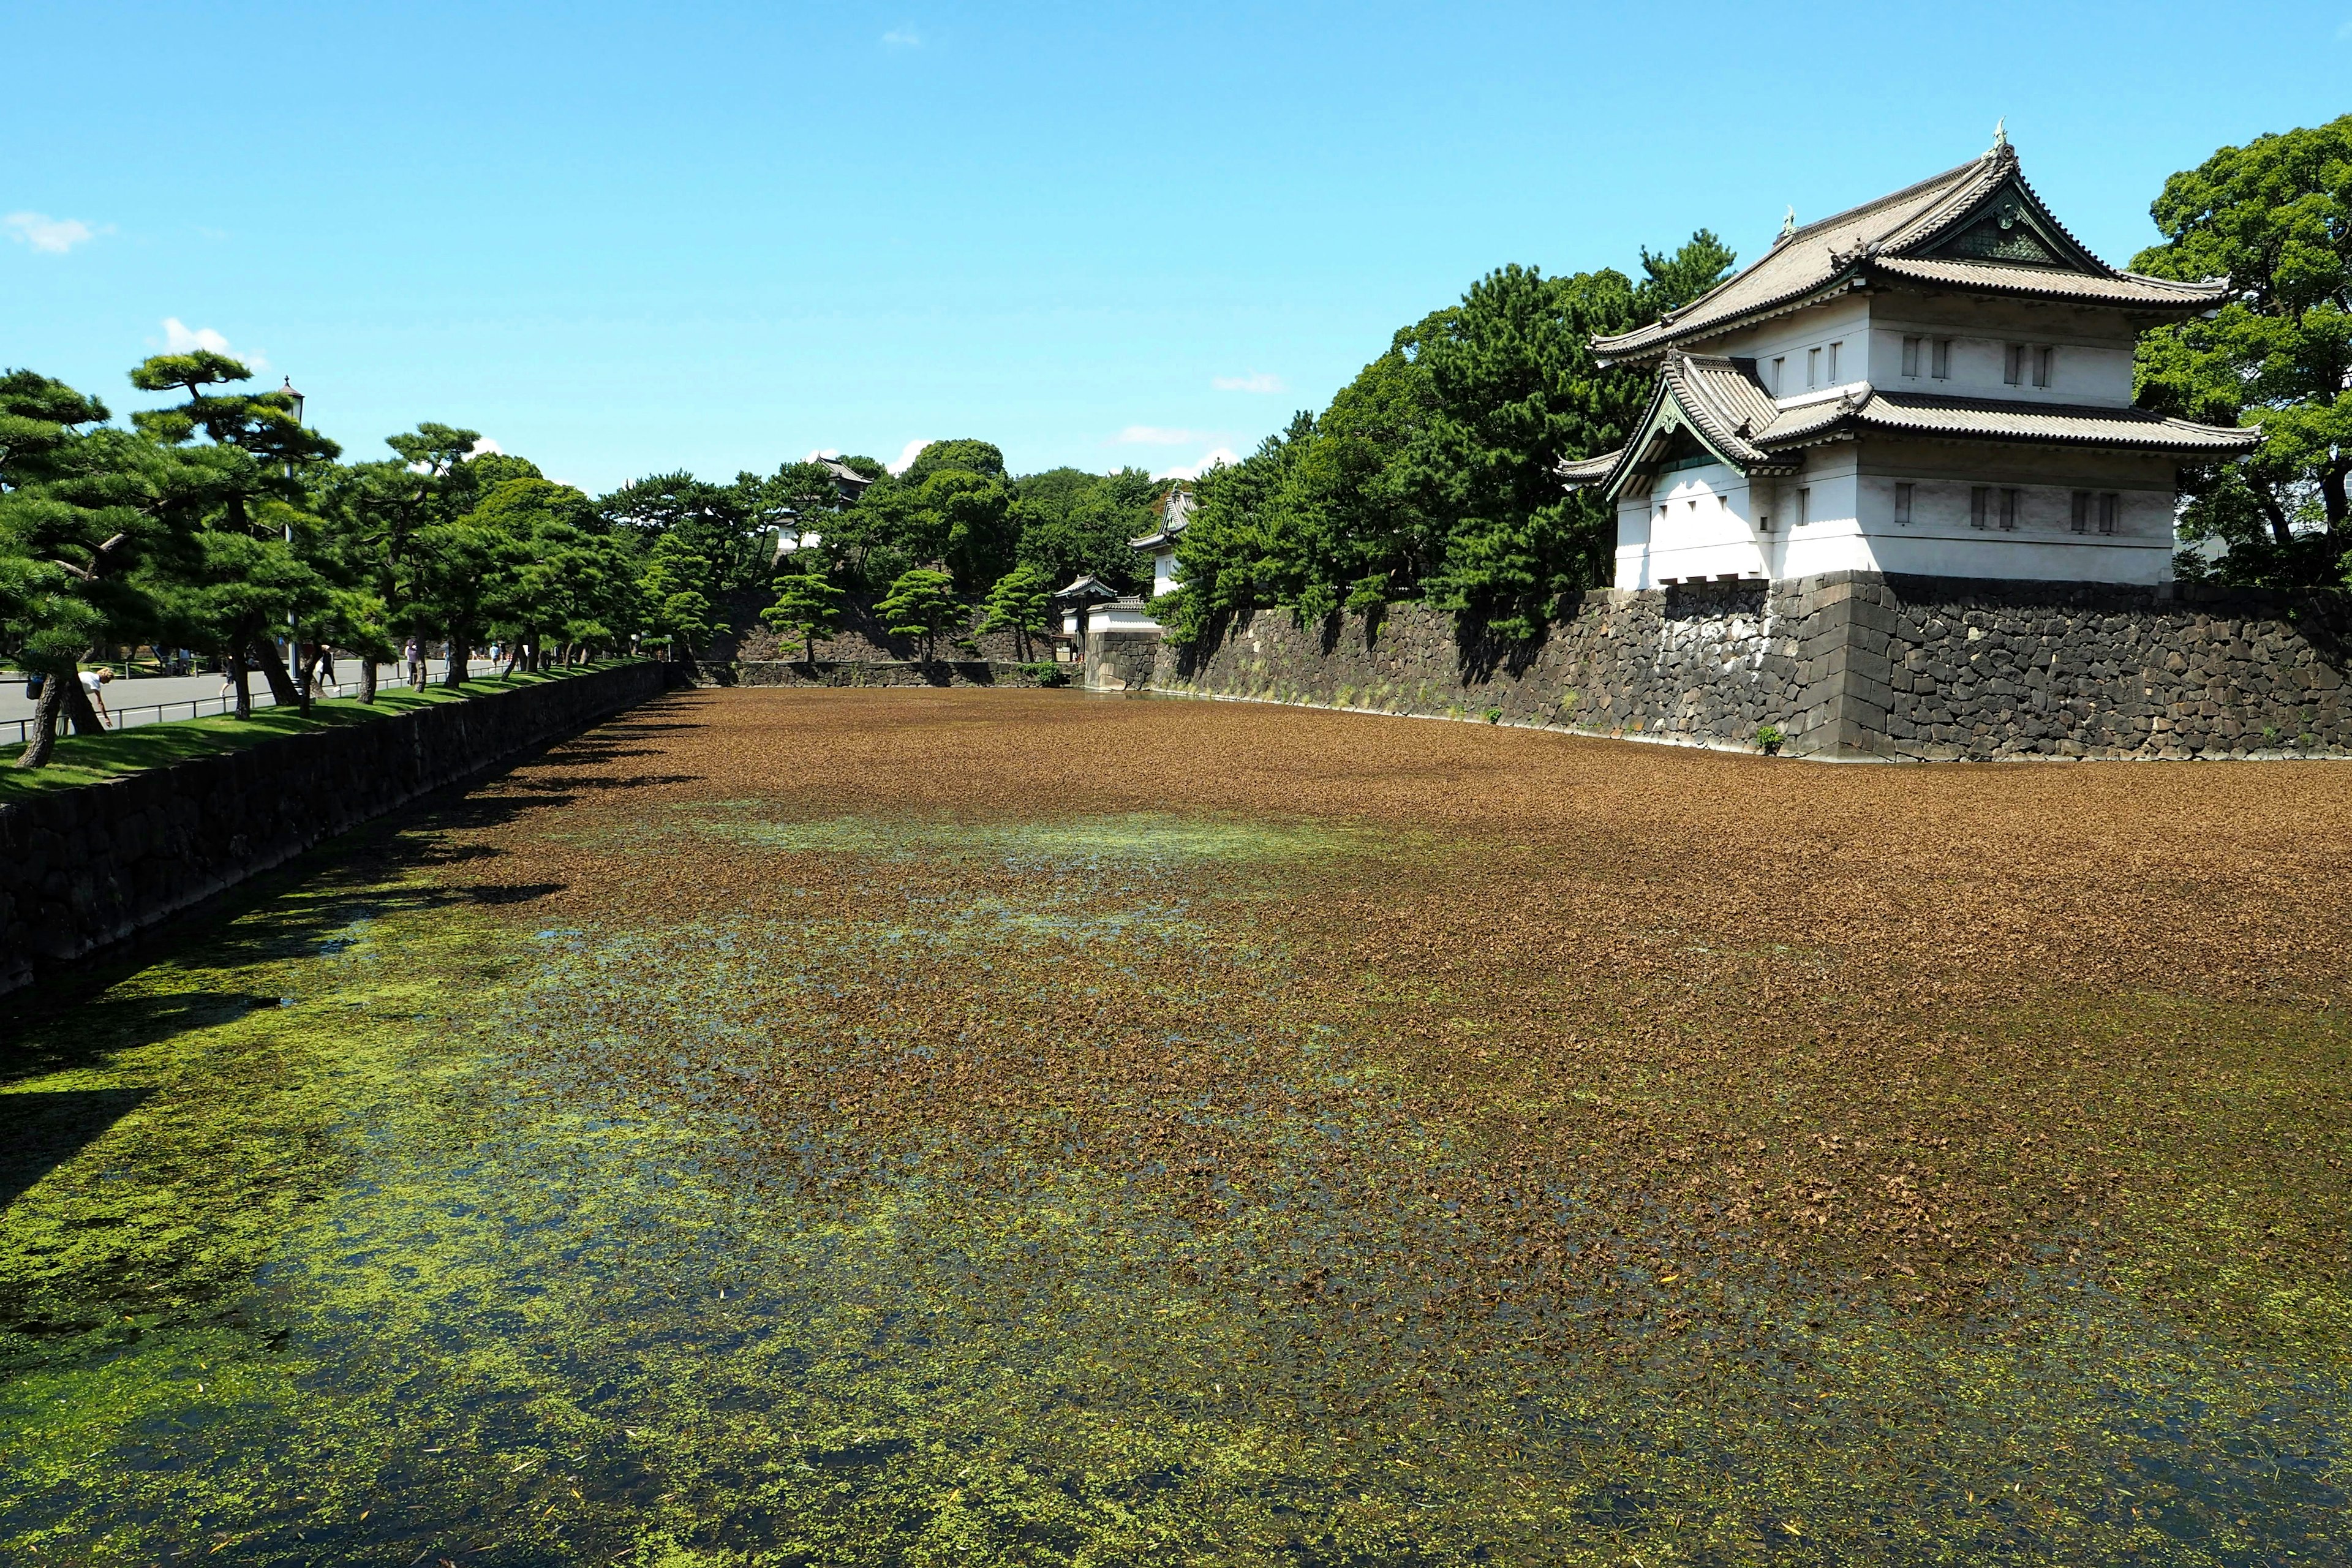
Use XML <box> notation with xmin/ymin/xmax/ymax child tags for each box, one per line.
<box><xmin>80</xmin><ymin>666</ymin><xmax>115</xmax><ymax>728</ymax></box>
<box><xmin>404</xmin><ymin>637</ymin><xmax>425</xmax><ymax>691</ymax></box>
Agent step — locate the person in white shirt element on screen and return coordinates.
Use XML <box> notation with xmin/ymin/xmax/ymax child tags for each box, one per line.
<box><xmin>80</xmin><ymin>667</ymin><xmax>114</xmax><ymax>728</ymax></box>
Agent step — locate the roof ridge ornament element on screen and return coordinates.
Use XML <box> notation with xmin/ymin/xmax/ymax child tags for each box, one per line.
<box><xmin>1991</xmin><ymin>117</ymin><xmax>2008</xmax><ymax>155</ymax></box>
<box><xmin>1779</xmin><ymin>205</ymin><xmax>1796</xmax><ymax>243</ymax></box>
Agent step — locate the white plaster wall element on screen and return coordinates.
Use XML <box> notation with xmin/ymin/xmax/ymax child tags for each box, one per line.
<box><xmin>1865</xmin><ymin>320</ymin><xmax>2134</xmax><ymax>407</ymax></box>
<box><xmin>1617</xmin><ymin>461</ymin><xmax>1771</xmax><ymax>587</ymax></box>
<box><xmin>1853</xmin><ymin>470</ymin><xmax>2173</xmax><ymax>584</ymax></box>
<box><xmin>1697</xmin><ymin>293</ymin><xmax>2137</xmax><ymax>407</ymax></box>
<box><xmin>1152</xmin><ymin>549</ymin><xmax>1178</xmax><ymax>597</ymax></box>
<box><xmin>1769</xmin><ymin>448</ymin><xmax>1872</xmax><ymax>578</ymax></box>
<box><xmin>1708</xmin><ymin>297</ymin><xmax>1870</xmax><ymax>398</ymax></box>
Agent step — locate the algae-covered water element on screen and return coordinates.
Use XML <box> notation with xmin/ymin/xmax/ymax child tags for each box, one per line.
<box><xmin>4</xmin><ymin>772</ymin><xmax>2348</xmax><ymax>1564</ymax></box>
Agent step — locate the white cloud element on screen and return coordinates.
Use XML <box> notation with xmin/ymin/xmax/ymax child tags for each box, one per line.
<box><xmin>882</xmin><ymin>24</ymin><xmax>921</xmax><ymax>47</ymax></box>
<box><xmin>160</xmin><ymin>316</ymin><xmax>269</xmax><ymax>371</ymax></box>
<box><xmin>1112</xmin><ymin>424</ymin><xmax>1205</xmax><ymax>446</ymax></box>
<box><xmin>1155</xmin><ymin>447</ymin><xmax>1240</xmax><ymax>480</ymax></box>
<box><xmin>887</xmin><ymin>438</ymin><xmax>930</xmax><ymax>475</ymax></box>
<box><xmin>467</xmin><ymin>437</ymin><xmax>504</xmax><ymax>459</ymax></box>
<box><xmin>6</xmin><ymin>211</ymin><xmax>103</xmax><ymax>254</ymax></box>
<box><xmin>1212</xmin><ymin>371</ymin><xmax>1284</xmax><ymax>394</ymax></box>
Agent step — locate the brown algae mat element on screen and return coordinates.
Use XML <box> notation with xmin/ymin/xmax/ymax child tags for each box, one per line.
<box><xmin>2</xmin><ymin>686</ymin><xmax>2347</xmax><ymax>1565</ymax></box>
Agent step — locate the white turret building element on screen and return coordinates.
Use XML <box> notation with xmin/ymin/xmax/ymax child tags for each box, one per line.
<box><xmin>1562</xmin><ymin>137</ymin><xmax>2258</xmax><ymax>590</ymax></box>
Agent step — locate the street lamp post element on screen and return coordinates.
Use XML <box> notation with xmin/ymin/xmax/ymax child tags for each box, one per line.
<box><xmin>281</xmin><ymin>378</ymin><xmax>306</xmax><ymax>703</ymax></box>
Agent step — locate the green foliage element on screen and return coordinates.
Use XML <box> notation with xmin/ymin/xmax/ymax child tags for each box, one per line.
<box><xmin>875</xmin><ymin>566</ymin><xmax>961</xmax><ymax>660</ymax></box>
<box><xmin>1755</xmin><ymin>723</ymin><xmax>1785</xmax><ymax>755</ymax></box>
<box><xmin>2134</xmin><ymin>114</ymin><xmax>2352</xmax><ymax>586</ymax></box>
<box><xmin>1011</xmin><ymin>467</ymin><xmax>1160</xmax><ymax>592</ymax></box>
<box><xmin>824</xmin><ymin>447</ymin><xmax>1018</xmax><ymax>594</ymax></box>
<box><xmin>600</xmin><ymin>471</ymin><xmax>766</xmax><ymax>606</ymax></box>
<box><xmin>761</xmin><ymin>570</ymin><xmax>847</xmax><ymax>663</ymax></box>
<box><xmin>1159</xmin><ymin>235</ymin><xmax>1735</xmax><ymax>646</ymax></box>
<box><xmin>1021</xmin><ymin>660</ymin><xmax>1070</xmax><ymax>687</ymax></box>
<box><xmin>638</xmin><ymin>532</ymin><xmax>716</xmax><ymax>658</ymax></box>
<box><xmin>901</xmin><ymin>439</ymin><xmax>1006</xmax><ymax>484</ymax></box>
<box><xmin>977</xmin><ymin>564</ymin><xmax>1053</xmax><ymax>660</ymax></box>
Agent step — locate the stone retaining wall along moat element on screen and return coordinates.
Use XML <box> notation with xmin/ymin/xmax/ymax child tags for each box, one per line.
<box><xmin>1139</xmin><ymin>572</ymin><xmax>2352</xmax><ymax>761</ymax></box>
<box><xmin>0</xmin><ymin>661</ymin><xmax>678</xmax><ymax>998</ymax></box>
<box><xmin>722</xmin><ymin>659</ymin><xmax>1062</xmax><ymax>688</ymax></box>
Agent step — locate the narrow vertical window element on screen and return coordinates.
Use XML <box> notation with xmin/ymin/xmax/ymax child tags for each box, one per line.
<box><xmin>1798</xmin><ymin>488</ymin><xmax>1812</xmax><ymax>526</ymax></box>
<box><xmin>1770</xmin><ymin>356</ymin><xmax>1785</xmax><ymax>395</ymax></box>
<box><xmin>1807</xmin><ymin>347</ymin><xmax>1820</xmax><ymax>389</ymax></box>
<box><xmin>1902</xmin><ymin>336</ymin><xmax>1921</xmax><ymax>377</ymax></box>
<box><xmin>1999</xmin><ymin>488</ymin><xmax>2021</xmax><ymax>530</ymax></box>
<box><xmin>1828</xmin><ymin>341</ymin><xmax>1842</xmax><ymax>381</ymax></box>
<box><xmin>2034</xmin><ymin>345</ymin><xmax>2054</xmax><ymax>388</ymax></box>
<box><xmin>1970</xmin><ymin>486</ymin><xmax>1990</xmax><ymax>529</ymax></box>
<box><xmin>1932</xmin><ymin>339</ymin><xmax>1953</xmax><ymax>379</ymax></box>
<box><xmin>1894</xmin><ymin>482</ymin><xmax>1915</xmax><ymax>524</ymax></box>
<box><xmin>2004</xmin><ymin>344</ymin><xmax>2025</xmax><ymax>385</ymax></box>
<box><xmin>2099</xmin><ymin>492</ymin><xmax>2120</xmax><ymax>535</ymax></box>
<box><xmin>2071</xmin><ymin>491</ymin><xmax>2091</xmax><ymax>533</ymax></box>
<box><xmin>1758</xmin><ymin>509</ymin><xmax>1774</xmax><ymax>533</ymax></box>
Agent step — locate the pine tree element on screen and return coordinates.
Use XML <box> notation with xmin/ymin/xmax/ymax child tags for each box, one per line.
<box><xmin>976</xmin><ymin>564</ymin><xmax>1052</xmax><ymax>660</ymax></box>
<box><xmin>875</xmin><ymin>567</ymin><xmax>960</xmax><ymax>662</ymax></box>
<box><xmin>761</xmin><ymin>570</ymin><xmax>846</xmax><ymax>664</ymax></box>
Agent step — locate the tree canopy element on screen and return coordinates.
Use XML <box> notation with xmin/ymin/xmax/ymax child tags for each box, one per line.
<box><xmin>1156</xmin><ymin>232</ymin><xmax>1736</xmax><ymax>644</ymax></box>
<box><xmin>2135</xmin><ymin>113</ymin><xmax>2352</xmax><ymax>587</ymax></box>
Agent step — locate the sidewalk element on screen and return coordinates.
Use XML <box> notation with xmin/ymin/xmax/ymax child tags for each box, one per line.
<box><xmin>1</xmin><ymin>661</ymin><xmax>457</xmax><ymax>743</ymax></box>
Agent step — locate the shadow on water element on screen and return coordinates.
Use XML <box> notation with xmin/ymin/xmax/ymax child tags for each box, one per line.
<box><xmin>0</xmin><ymin>1088</ymin><xmax>154</xmax><ymax>1210</ymax></box>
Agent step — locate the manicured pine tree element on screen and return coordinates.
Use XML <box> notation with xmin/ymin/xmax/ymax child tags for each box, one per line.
<box><xmin>875</xmin><ymin>567</ymin><xmax>959</xmax><ymax>662</ymax></box>
<box><xmin>761</xmin><ymin>570</ymin><xmax>846</xmax><ymax>665</ymax></box>
<box><xmin>976</xmin><ymin>564</ymin><xmax>1052</xmax><ymax>661</ymax></box>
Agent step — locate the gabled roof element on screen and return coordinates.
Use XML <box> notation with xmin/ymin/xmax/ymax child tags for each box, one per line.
<box><xmin>1561</xmin><ymin>353</ymin><xmax>2258</xmax><ymax>501</ymax></box>
<box><xmin>1593</xmin><ymin>145</ymin><xmax>2228</xmax><ymax>363</ymax></box>
<box><xmin>1130</xmin><ymin>485</ymin><xmax>1196</xmax><ymax>551</ymax></box>
<box><xmin>1053</xmin><ymin>573</ymin><xmax>1123</xmax><ymax>604</ymax></box>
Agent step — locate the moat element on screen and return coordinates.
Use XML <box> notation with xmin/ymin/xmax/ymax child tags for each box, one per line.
<box><xmin>4</xmin><ymin>688</ymin><xmax>2346</xmax><ymax>1565</ymax></box>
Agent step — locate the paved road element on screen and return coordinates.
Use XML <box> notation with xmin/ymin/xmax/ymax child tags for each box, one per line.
<box><xmin>0</xmin><ymin>660</ymin><xmax>464</xmax><ymax>740</ymax></box>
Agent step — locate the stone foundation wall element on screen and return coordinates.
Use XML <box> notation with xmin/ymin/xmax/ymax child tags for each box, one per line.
<box><xmin>1135</xmin><ymin>573</ymin><xmax>2352</xmax><ymax>761</ymax></box>
<box><xmin>1856</xmin><ymin>576</ymin><xmax>2352</xmax><ymax>759</ymax></box>
<box><xmin>1085</xmin><ymin>633</ymin><xmax>1164</xmax><ymax>693</ymax></box>
<box><xmin>0</xmin><ymin>662</ymin><xmax>677</xmax><ymax>998</ymax></box>
<box><xmin>724</xmin><ymin>660</ymin><xmax>1065</xmax><ymax>688</ymax></box>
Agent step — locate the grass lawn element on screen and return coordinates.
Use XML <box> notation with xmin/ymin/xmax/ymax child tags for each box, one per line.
<box><xmin>0</xmin><ymin>663</ymin><xmax>629</xmax><ymax>803</ymax></box>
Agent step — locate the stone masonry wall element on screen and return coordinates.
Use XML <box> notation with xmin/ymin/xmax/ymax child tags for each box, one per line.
<box><xmin>1856</xmin><ymin>575</ymin><xmax>2352</xmax><ymax>759</ymax></box>
<box><xmin>0</xmin><ymin>661</ymin><xmax>676</xmax><ymax>998</ymax></box>
<box><xmin>1149</xmin><ymin>584</ymin><xmax>1842</xmax><ymax>752</ymax></box>
<box><xmin>1137</xmin><ymin>574</ymin><xmax>2352</xmax><ymax>761</ymax></box>
<box><xmin>725</xmin><ymin>660</ymin><xmax>1064</xmax><ymax>688</ymax></box>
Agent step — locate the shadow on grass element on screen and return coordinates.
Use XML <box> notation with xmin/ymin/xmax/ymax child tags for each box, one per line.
<box><xmin>0</xmin><ymin>665</ymin><xmax>648</xmax><ymax>802</ymax></box>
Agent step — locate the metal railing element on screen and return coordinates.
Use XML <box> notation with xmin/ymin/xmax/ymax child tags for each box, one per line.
<box><xmin>2</xmin><ymin>662</ymin><xmax>456</xmax><ymax>747</ymax></box>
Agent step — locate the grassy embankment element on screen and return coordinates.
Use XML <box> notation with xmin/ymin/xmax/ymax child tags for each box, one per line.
<box><xmin>0</xmin><ymin>663</ymin><xmax>631</xmax><ymax>803</ymax></box>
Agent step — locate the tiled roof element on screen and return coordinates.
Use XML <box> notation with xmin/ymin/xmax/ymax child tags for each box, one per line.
<box><xmin>1665</xmin><ymin>355</ymin><xmax>1785</xmax><ymax>464</ymax></box>
<box><xmin>1593</xmin><ymin>146</ymin><xmax>2226</xmax><ymax>361</ymax></box>
<box><xmin>1819</xmin><ymin>390</ymin><xmax>2261</xmax><ymax>453</ymax></box>
<box><xmin>1870</xmin><ymin>256</ymin><xmax>2224</xmax><ymax>306</ymax></box>
<box><xmin>1556</xmin><ymin>451</ymin><xmax>1618</xmax><ymax>481</ymax></box>
<box><xmin>1054</xmin><ymin>574</ymin><xmax>1122</xmax><ymax>603</ymax></box>
<box><xmin>1561</xmin><ymin>353</ymin><xmax>2258</xmax><ymax>496</ymax></box>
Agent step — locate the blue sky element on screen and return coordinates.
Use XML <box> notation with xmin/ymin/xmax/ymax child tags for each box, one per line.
<box><xmin>4</xmin><ymin>2</ymin><xmax>2348</xmax><ymax>493</ymax></box>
